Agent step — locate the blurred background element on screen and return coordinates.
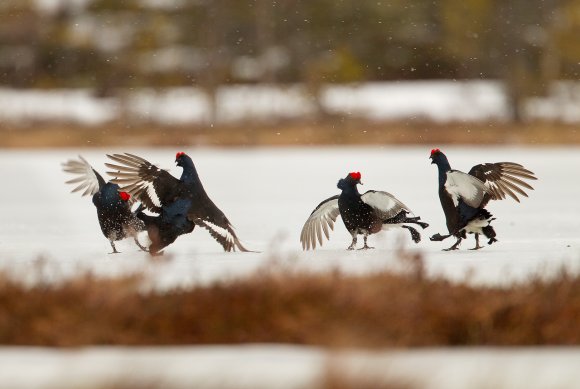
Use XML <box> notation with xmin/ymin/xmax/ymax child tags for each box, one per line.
<box><xmin>0</xmin><ymin>0</ymin><xmax>579</xmax><ymax>146</ymax></box>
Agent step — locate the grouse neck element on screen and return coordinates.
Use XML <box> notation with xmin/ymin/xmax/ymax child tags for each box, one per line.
<box><xmin>340</xmin><ymin>184</ymin><xmax>361</xmax><ymax>198</ymax></box>
<box><xmin>435</xmin><ymin>156</ymin><xmax>452</xmax><ymax>187</ymax></box>
<box><xmin>179</xmin><ymin>158</ymin><xmax>201</xmax><ymax>185</ymax></box>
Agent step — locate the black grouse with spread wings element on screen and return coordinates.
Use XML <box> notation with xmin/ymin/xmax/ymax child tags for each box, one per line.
<box><xmin>301</xmin><ymin>172</ymin><xmax>428</xmax><ymax>250</ymax></box>
<box><xmin>62</xmin><ymin>156</ymin><xmax>146</xmax><ymax>253</ymax></box>
<box><xmin>106</xmin><ymin>152</ymin><xmax>250</xmax><ymax>255</ymax></box>
<box><xmin>429</xmin><ymin>148</ymin><xmax>537</xmax><ymax>250</ymax></box>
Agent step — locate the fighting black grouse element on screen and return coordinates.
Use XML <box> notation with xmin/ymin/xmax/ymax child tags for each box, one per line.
<box><xmin>62</xmin><ymin>156</ymin><xmax>147</xmax><ymax>253</ymax></box>
<box><xmin>301</xmin><ymin>172</ymin><xmax>429</xmax><ymax>250</ymax></box>
<box><xmin>105</xmin><ymin>152</ymin><xmax>250</xmax><ymax>255</ymax></box>
<box><xmin>429</xmin><ymin>148</ymin><xmax>537</xmax><ymax>250</ymax></box>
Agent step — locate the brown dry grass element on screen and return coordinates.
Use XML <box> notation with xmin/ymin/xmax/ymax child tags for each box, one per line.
<box><xmin>1</xmin><ymin>253</ymin><xmax>579</xmax><ymax>347</ymax></box>
<box><xmin>0</xmin><ymin>120</ymin><xmax>578</xmax><ymax>148</ymax></box>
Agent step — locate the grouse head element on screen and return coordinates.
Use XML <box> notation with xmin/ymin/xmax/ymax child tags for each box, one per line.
<box><xmin>337</xmin><ymin>171</ymin><xmax>362</xmax><ymax>190</ymax></box>
<box><xmin>429</xmin><ymin>148</ymin><xmax>449</xmax><ymax>165</ymax></box>
<box><xmin>175</xmin><ymin>151</ymin><xmax>188</xmax><ymax>167</ymax></box>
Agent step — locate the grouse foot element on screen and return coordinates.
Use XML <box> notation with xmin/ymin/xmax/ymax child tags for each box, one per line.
<box><xmin>430</xmin><ymin>233</ymin><xmax>450</xmax><ymax>242</ymax></box>
<box><xmin>134</xmin><ymin>237</ymin><xmax>149</xmax><ymax>252</ymax></box>
<box><xmin>443</xmin><ymin>237</ymin><xmax>462</xmax><ymax>251</ymax></box>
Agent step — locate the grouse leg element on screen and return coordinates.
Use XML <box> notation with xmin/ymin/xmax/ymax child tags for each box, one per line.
<box><xmin>469</xmin><ymin>234</ymin><xmax>483</xmax><ymax>250</ymax></box>
<box><xmin>402</xmin><ymin>225</ymin><xmax>421</xmax><ymax>243</ymax></box>
<box><xmin>347</xmin><ymin>233</ymin><xmax>358</xmax><ymax>250</ymax></box>
<box><xmin>443</xmin><ymin>237</ymin><xmax>462</xmax><ymax>251</ymax></box>
<box><xmin>133</xmin><ymin>237</ymin><xmax>149</xmax><ymax>252</ymax></box>
<box><xmin>358</xmin><ymin>234</ymin><xmax>374</xmax><ymax>250</ymax></box>
<box><xmin>109</xmin><ymin>240</ymin><xmax>120</xmax><ymax>254</ymax></box>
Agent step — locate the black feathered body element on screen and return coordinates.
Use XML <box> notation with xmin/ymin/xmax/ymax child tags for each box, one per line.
<box><xmin>107</xmin><ymin>152</ymin><xmax>250</xmax><ymax>254</ymax></box>
<box><xmin>62</xmin><ymin>156</ymin><xmax>147</xmax><ymax>253</ymax></box>
<box><xmin>338</xmin><ymin>186</ymin><xmax>382</xmax><ymax>235</ymax></box>
<box><xmin>300</xmin><ymin>176</ymin><xmax>428</xmax><ymax>250</ymax></box>
<box><xmin>93</xmin><ymin>183</ymin><xmax>145</xmax><ymax>242</ymax></box>
<box><xmin>430</xmin><ymin>150</ymin><xmax>536</xmax><ymax>249</ymax></box>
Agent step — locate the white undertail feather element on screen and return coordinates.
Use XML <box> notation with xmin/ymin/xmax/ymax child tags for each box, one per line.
<box><xmin>61</xmin><ymin>155</ymin><xmax>101</xmax><ymax>197</ymax></box>
<box><xmin>463</xmin><ymin>216</ymin><xmax>493</xmax><ymax>234</ymax></box>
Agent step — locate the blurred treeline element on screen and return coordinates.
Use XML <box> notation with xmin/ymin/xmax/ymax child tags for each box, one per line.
<box><xmin>1</xmin><ymin>0</ymin><xmax>579</xmax><ymax>119</ymax></box>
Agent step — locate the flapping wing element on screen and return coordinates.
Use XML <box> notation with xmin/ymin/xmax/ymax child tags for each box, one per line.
<box><xmin>468</xmin><ymin>162</ymin><xmax>537</xmax><ymax>205</ymax></box>
<box><xmin>300</xmin><ymin>195</ymin><xmax>340</xmax><ymax>250</ymax></box>
<box><xmin>62</xmin><ymin>155</ymin><xmax>105</xmax><ymax>197</ymax></box>
<box><xmin>361</xmin><ymin>190</ymin><xmax>412</xmax><ymax>219</ymax></box>
<box><xmin>445</xmin><ymin>170</ymin><xmax>491</xmax><ymax>208</ymax></box>
<box><xmin>106</xmin><ymin>153</ymin><xmax>182</xmax><ymax>213</ymax></box>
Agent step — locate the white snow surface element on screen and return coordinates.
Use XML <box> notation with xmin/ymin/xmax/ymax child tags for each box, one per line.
<box><xmin>2</xmin><ymin>345</ymin><xmax>580</xmax><ymax>389</ymax></box>
<box><xmin>2</xmin><ymin>81</ymin><xmax>580</xmax><ymax>124</ymax></box>
<box><xmin>0</xmin><ymin>146</ymin><xmax>578</xmax><ymax>287</ymax></box>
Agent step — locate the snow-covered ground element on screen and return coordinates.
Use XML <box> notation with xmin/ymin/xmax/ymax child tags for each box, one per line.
<box><xmin>2</xmin><ymin>146</ymin><xmax>580</xmax><ymax>388</ymax></box>
<box><xmin>2</xmin><ymin>345</ymin><xmax>580</xmax><ymax>389</ymax></box>
<box><xmin>2</xmin><ymin>81</ymin><xmax>580</xmax><ymax>124</ymax></box>
<box><xmin>0</xmin><ymin>146</ymin><xmax>578</xmax><ymax>287</ymax></box>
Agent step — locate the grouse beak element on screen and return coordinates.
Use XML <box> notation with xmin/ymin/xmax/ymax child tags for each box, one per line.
<box><xmin>359</xmin><ymin>181</ymin><xmax>364</xmax><ymax>185</ymax></box>
<box><xmin>429</xmin><ymin>156</ymin><xmax>434</xmax><ymax>164</ymax></box>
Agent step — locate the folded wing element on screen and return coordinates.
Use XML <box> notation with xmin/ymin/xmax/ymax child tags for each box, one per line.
<box><xmin>193</xmin><ymin>217</ymin><xmax>250</xmax><ymax>252</ymax></box>
<box><xmin>444</xmin><ymin>170</ymin><xmax>491</xmax><ymax>208</ymax></box>
<box><xmin>361</xmin><ymin>190</ymin><xmax>412</xmax><ymax>219</ymax></box>
<box><xmin>300</xmin><ymin>195</ymin><xmax>340</xmax><ymax>250</ymax></box>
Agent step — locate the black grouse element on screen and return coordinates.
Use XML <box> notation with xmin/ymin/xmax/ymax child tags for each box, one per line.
<box><xmin>105</xmin><ymin>152</ymin><xmax>250</xmax><ymax>255</ymax></box>
<box><xmin>301</xmin><ymin>172</ymin><xmax>429</xmax><ymax>250</ymax></box>
<box><xmin>429</xmin><ymin>148</ymin><xmax>537</xmax><ymax>250</ymax></box>
<box><xmin>62</xmin><ymin>156</ymin><xmax>147</xmax><ymax>253</ymax></box>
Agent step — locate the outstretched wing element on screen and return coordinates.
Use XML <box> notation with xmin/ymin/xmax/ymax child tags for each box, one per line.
<box><xmin>106</xmin><ymin>153</ymin><xmax>182</xmax><ymax>213</ymax></box>
<box><xmin>468</xmin><ymin>162</ymin><xmax>537</xmax><ymax>206</ymax></box>
<box><xmin>361</xmin><ymin>190</ymin><xmax>412</xmax><ymax>219</ymax></box>
<box><xmin>444</xmin><ymin>170</ymin><xmax>492</xmax><ymax>208</ymax></box>
<box><xmin>62</xmin><ymin>155</ymin><xmax>105</xmax><ymax>197</ymax></box>
<box><xmin>300</xmin><ymin>195</ymin><xmax>340</xmax><ymax>250</ymax></box>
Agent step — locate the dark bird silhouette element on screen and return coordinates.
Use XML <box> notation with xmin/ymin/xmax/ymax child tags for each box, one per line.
<box><xmin>429</xmin><ymin>148</ymin><xmax>537</xmax><ymax>250</ymax></box>
<box><xmin>300</xmin><ymin>172</ymin><xmax>429</xmax><ymax>250</ymax></box>
<box><xmin>62</xmin><ymin>156</ymin><xmax>147</xmax><ymax>254</ymax></box>
<box><xmin>105</xmin><ymin>152</ymin><xmax>250</xmax><ymax>255</ymax></box>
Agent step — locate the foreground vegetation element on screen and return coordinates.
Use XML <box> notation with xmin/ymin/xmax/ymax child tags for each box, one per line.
<box><xmin>1</xmin><ymin>253</ymin><xmax>578</xmax><ymax>347</ymax></box>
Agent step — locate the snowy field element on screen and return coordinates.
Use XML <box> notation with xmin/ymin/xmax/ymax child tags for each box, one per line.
<box><xmin>0</xmin><ymin>146</ymin><xmax>578</xmax><ymax>286</ymax></box>
<box><xmin>2</xmin><ymin>81</ymin><xmax>580</xmax><ymax>124</ymax></box>
<box><xmin>2</xmin><ymin>345</ymin><xmax>580</xmax><ymax>389</ymax></box>
<box><xmin>2</xmin><ymin>145</ymin><xmax>580</xmax><ymax>388</ymax></box>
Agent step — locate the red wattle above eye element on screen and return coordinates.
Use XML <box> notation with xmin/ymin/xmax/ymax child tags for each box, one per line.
<box><xmin>349</xmin><ymin>172</ymin><xmax>361</xmax><ymax>181</ymax></box>
<box><xmin>119</xmin><ymin>192</ymin><xmax>130</xmax><ymax>201</ymax></box>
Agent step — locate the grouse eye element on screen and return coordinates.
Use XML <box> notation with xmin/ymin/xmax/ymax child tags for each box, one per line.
<box><xmin>430</xmin><ymin>148</ymin><xmax>440</xmax><ymax>156</ymax></box>
<box><xmin>349</xmin><ymin>172</ymin><xmax>361</xmax><ymax>181</ymax></box>
<box><xmin>119</xmin><ymin>192</ymin><xmax>131</xmax><ymax>201</ymax></box>
<box><xmin>176</xmin><ymin>151</ymin><xmax>185</xmax><ymax>159</ymax></box>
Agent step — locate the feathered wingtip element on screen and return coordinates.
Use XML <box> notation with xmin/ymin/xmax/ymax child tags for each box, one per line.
<box><xmin>61</xmin><ymin>155</ymin><xmax>104</xmax><ymax>197</ymax></box>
